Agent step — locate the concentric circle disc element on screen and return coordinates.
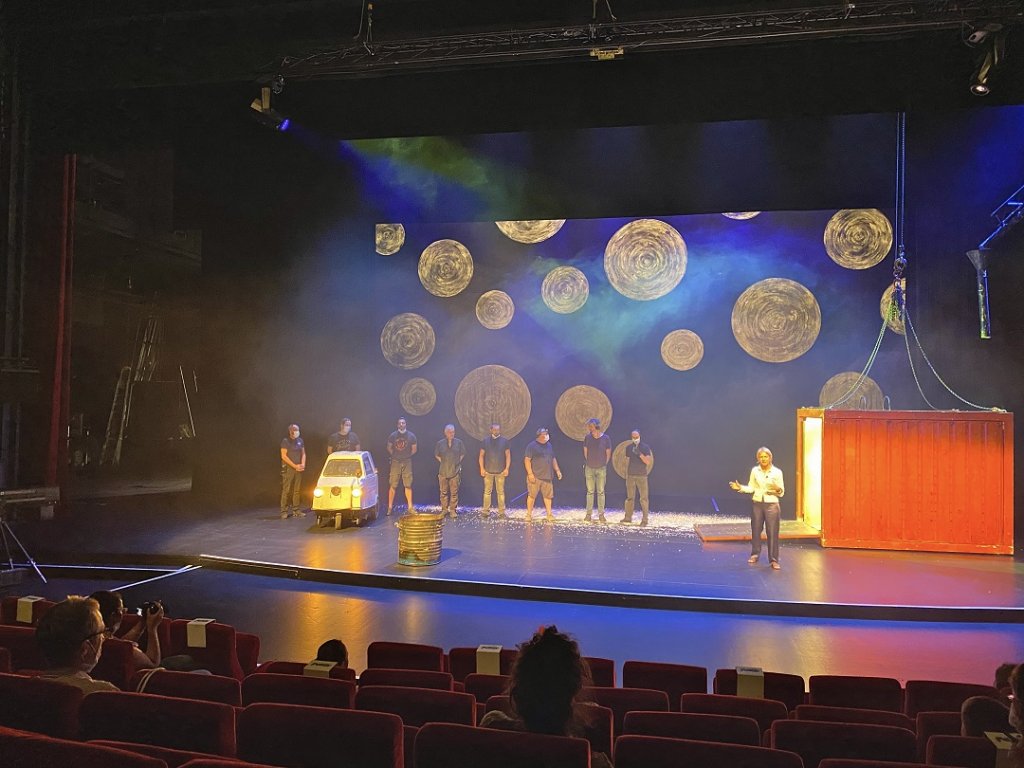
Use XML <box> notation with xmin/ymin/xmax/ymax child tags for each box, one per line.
<box><xmin>604</xmin><ymin>219</ymin><xmax>687</xmax><ymax>301</ymax></box>
<box><xmin>612</xmin><ymin>439</ymin><xmax>655</xmax><ymax>479</ymax></box>
<box><xmin>495</xmin><ymin>220</ymin><xmax>566</xmax><ymax>244</ymax></box>
<box><xmin>375</xmin><ymin>224</ymin><xmax>406</xmax><ymax>256</ymax></box>
<box><xmin>824</xmin><ymin>209</ymin><xmax>893</xmax><ymax>269</ymax></box>
<box><xmin>722</xmin><ymin>212</ymin><xmax>761</xmax><ymax>220</ymax></box>
<box><xmin>819</xmin><ymin>371</ymin><xmax>884</xmax><ymax>410</ymax></box>
<box><xmin>555</xmin><ymin>385</ymin><xmax>613</xmax><ymax>441</ymax></box>
<box><xmin>541</xmin><ymin>266</ymin><xmax>589</xmax><ymax>314</ymax></box>
<box><xmin>400</xmin><ymin>377</ymin><xmax>437</xmax><ymax>416</ymax></box>
<box><xmin>475</xmin><ymin>290</ymin><xmax>515</xmax><ymax>329</ymax></box>
<box><xmin>380</xmin><ymin>313</ymin><xmax>436</xmax><ymax>370</ymax></box>
<box><xmin>418</xmin><ymin>239</ymin><xmax>474</xmax><ymax>297</ymax></box>
<box><xmin>661</xmin><ymin>330</ymin><xmax>705</xmax><ymax>371</ymax></box>
<box><xmin>731</xmin><ymin>278</ymin><xmax>821</xmax><ymax>363</ymax></box>
<box><xmin>880</xmin><ymin>283</ymin><xmax>905</xmax><ymax>335</ymax></box>
<box><xmin>455</xmin><ymin>365</ymin><xmax>532</xmax><ymax>441</ymax></box>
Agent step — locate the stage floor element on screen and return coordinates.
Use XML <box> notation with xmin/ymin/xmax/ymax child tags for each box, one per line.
<box><xmin>17</xmin><ymin>497</ymin><xmax>1024</xmax><ymax>622</ymax></box>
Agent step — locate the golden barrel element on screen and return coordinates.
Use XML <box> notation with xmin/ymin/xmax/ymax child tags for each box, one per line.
<box><xmin>397</xmin><ymin>512</ymin><xmax>444</xmax><ymax>567</ymax></box>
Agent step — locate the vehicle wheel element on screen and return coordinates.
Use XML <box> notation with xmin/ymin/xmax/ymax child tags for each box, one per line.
<box><xmin>369</xmin><ymin>504</ymin><xmax>378</xmax><ymax>522</ymax></box>
<box><xmin>334</xmin><ymin>512</ymin><xmax>343</xmax><ymax>530</ymax></box>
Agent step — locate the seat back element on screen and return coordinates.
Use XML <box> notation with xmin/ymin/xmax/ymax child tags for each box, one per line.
<box><xmin>367</xmin><ymin>641</ymin><xmax>445</xmax><ymax>672</ymax></box>
<box><xmin>622</xmin><ymin>661</ymin><xmax>708</xmax><ymax>712</ymax></box>
<box><xmin>0</xmin><ymin>725</ymin><xmax>166</xmax><ymax>768</ymax></box>
<box><xmin>714</xmin><ymin>667</ymin><xmax>806</xmax><ymax>711</ymax></box>
<box><xmin>359</xmin><ymin>667</ymin><xmax>454</xmax><ymax>690</ymax></box>
<box><xmin>795</xmin><ymin>704</ymin><xmax>914</xmax><ymax>731</ymax></box>
<box><xmin>926</xmin><ymin>734</ymin><xmax>998</xmax><ymax>768</ymax></box>
<box><xmin>91</xmin><ymin>739</ymin><xmax>225</xmax><ymax>768</ymax></box>
<box><xmin>622</xmin><ymin>710</ymin><xmax>761</xmax><ymax>746</ymax></box>
<box><xmin>241</xmin><ymin>672</ymin><xmax>355</xmax><ymax>709</ymax></box>
<box><xmin>808</xmin><ymin>675</ymin><xmax>903</xmax><ymax>712</ymax></box>
<box><xmin>585</xmin><ymin>686</ymin><xmax>669</xmax><ymax>734</ymax></box>
<box><xmin>446</xmin><ymin>647</ymin><xmax>516</xmax><ymax>682</ymax></box>
<box><xmin>79</xmin><ymin>691</ymin><xmax>237</xmax><ymax>756</ymax></box>
<box><xmin>916</xmin><ymin>710</ymin><xmax>966</xmax><ymax>761</ymax></box>
<box><xmin>0</xmin><ymin>647</ymin><xmax>9</xmax><ymax>673</ymax></box>
<box><xmin>237</xmin><ymin>702</ymin><xmax>403</xmax><ymax>768</ymax></box>
<box><xmin>255</xmin><ymin>660</ymin><xmax>356</xmax><ymax>681</ymax></box>
<box><xmin>356</xmin><ymin>685</ymin><xmax>476</xmax><ymax>727</ymax></box>
<box><xmin>0</xmin><ymin>625</ymin><xmax>44</xmax><ymax>670</ymax></box>
<box><xmin>0</xmin><ymin>671</ymin><xmax>83</xmax><ymax>739</ymax></box>
<box><xmin>132</xmin><ymin>669</ymin><xmax>242</xmax><ymax>706</ymax></box>
<box><xmin>614</xmin><ymin>734</ymin><xmax>803</xmax><ymax>768</ymax></box>
<box><xmin>90</xmin><ymin>636</ymin><xmax>137</xmax><ymax>690</ymax></box>
<box><xmin>771</xmin><ymin>719</ymin><xmax>916</xmax><ymax>768</ymax></box>
<box><xmin>463</xmin><ymin>673</ymin><xmax>509</xmax><ymax>702</ymax></box>
<box><xmin>680</xmin><ymin>692</ymin><xmax>789</xmax><ymax>736</ymax></box>
<box><xmin>0</xmin><ymin>597</ymin><xmax>55</xmax><ymax>626</ymax></box>
<box><xmin>235</xmin><ymin>633</ymin><xmax>260</xmax><ymax>677</ymax></box>
<box><xmin>904</xmin><ymin>680</ymin><xmax>1001</xmax><ymax>718</ymax></box>
<box><xmin>819</xmin><ymin>760</ymin><xmax>924</xmax><ymax>768</ymax></box>
<box><xmin>168</xmin><ymin>620</ymin><xmax>243</xmax><ymax>680</ymax></box>
<box><xmin>584</xmin><ymin>656</ymin><xmax>615</xmax><ymax>687</ymax></box>
<box><xmin>416</xmin><ymin>722</ymin><xmax>589</xmax><ymax>768</ymax></box>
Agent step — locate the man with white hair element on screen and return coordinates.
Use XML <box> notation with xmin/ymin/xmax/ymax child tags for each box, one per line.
<box><xmin>435</xmin><ymin>423</ymin><xmax>466</xmax><ymax>519</ymax></box>
<box><xmin>36</xmin><ymin>597</ymin><xmax>119</xmax><ymax>694</ymax></box>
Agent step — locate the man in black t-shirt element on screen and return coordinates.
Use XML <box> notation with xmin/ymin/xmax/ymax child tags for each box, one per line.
<box><xmin>620</xmin><ymin>429</ymin><xmax>653</xmax><ymax>526</ymax></box>
<box><xmin>386</xmin><ymin>417</ymin><xmax>417</xmax><ymax>515</ymax></box>
<box><xmin>524</xmin><ymin>427</ymin><xmax>562</xmax><ymax>523</ymax></box>
<box><xmin>479</xmin><ymin>422</ymin><xmax>511</xmax><ymax>518</ymax></box>
<box><xmin>279</xmin><ymin>424</ymin><xmax>306</xmax><ymax>520</ymax></box>
<box><xmin>327</xmin><ymin>417</ymin><xmax>361</xmax><ymax>454</ymax></box>
<box><xmin>582</xmin><ymin>418</ymin><xmax>611</xmax><ymax>524</ymax></box>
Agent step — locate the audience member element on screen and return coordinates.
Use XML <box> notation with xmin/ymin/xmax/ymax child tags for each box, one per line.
<box><xmin>316</xmin><ymin>638</ymin><xmax>349</xmax><ymax>667</ymax></box>
<box><xmin>90</xmin><ymin>590</ymin><xmax>163</xmax><ymax>671</ymax></box>
<box><xmin>480</xmin><ymin>625</ymin><xmax>612</xmax><ymax>768</ymax></box>
<box><xmin>35</xmin><ymin>596</ymin><xmax>119</xmax><ymax>694</ymax></box>
<box><xmin>962</xmin><ymin>661</ymin><xmax>1022</xmax><ymax>739</ymax></box>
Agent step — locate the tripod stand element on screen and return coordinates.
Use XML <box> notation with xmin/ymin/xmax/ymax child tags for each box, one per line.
<box><xmin>0</xmin><ymin>504</ymin><xmax>47</xmax><ymax>584</ymax></box>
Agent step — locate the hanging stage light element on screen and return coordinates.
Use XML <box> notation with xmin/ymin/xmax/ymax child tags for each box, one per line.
<box><xmin>968</xmin><ymin>28</ymin><xmax>1005</xmax><ymax>96</ymax></box>
<box><xmin>249</xmin><ymin>86</ymin><xmax>290</xmax><ymax>131</ymax></box>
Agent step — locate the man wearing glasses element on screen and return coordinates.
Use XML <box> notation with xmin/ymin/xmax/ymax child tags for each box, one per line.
<box><xmin>35</xmin><ymin>596</ymin><xmax>119</xmax><ymax>694</ymax></box>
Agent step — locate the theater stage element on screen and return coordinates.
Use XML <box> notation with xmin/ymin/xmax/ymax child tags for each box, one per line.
<box><xmin>17</xmin><ymin>496</ymin><xmax>1024</xmax><ymax>623</ymax></box>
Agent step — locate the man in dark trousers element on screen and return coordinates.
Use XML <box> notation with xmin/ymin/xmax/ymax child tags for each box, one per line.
<box><xmin>386</xmin><ymin>417</ymin><xmax>417</xmax><ymax>515</ymax></box>
<box><xmin>620</xmin><ymin>429</ymin><xmax>653</xmax><ymax>526</ymax></box>
<box><xmin>479</xmin><ymin>422</ymin><xmax>511</xmax><ymax>519</ymax></box>
<box><xmin>435</xmin><ymin>423</ymin><xmax>466</xmax><ymax>520</ymax></box>
<box><xmin>327</xmin><ymin>417</ymin><xmax>361</xmax><ymax>454</ymax></box>
<box><xmin>280</xmin><ymin>423</ymin><xmax>306</xmax><ymax>519</ymax></box>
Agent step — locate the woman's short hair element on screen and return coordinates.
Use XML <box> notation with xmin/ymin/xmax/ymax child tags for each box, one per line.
<box><xmin>316</xmin><ymin>639</ymin><xmax>349</xmax><ymax>667</ymax></box>
<box><xmin>509</xmin><ymin>625</ymin><xmax>592</xmax><ymax>735</ymax></box>
<box><xmin>36</xmin><ymin>597</ymin><xmax>102</xmax><ymax>668</ymax></box>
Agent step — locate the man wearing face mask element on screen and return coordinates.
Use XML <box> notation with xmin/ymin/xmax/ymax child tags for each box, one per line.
<box><xmin>524</xmin><ymin>427</ymin><xmax>562</xmax><ymax>522</ymax></box>
<box><xmin>35</xmin><ymin>596</ymin><xmax>119</xmax><ymax>694</ymax></box>
<box><xmin>387</xmin><ymin>417</ymin><xmax>417</xmax><ymax>515</ymax></box>
<box><xmin>327</xmin><ymin>417</ymin><xmax>361</xmax><ymax>454</ymax></box>
<box><xmin>620</xmin><ymin>429</ymin><xmax>653</xmax><ymax>526</ymax></box>
<box><xmin>280</xmin><ymin>424</ymin><xmax>306</xmax><ymax>519</ymax></box>
<box><xmin>435</xmin><ymin>423</ymin><xmax>466</xmax><ymax>520</ymax></box>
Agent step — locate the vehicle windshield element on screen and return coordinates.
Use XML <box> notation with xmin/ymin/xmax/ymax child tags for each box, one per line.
<box><xmin>323</xmin><ymin>459</ymin><xmax>362</xmax><ymax>478</ymax></box>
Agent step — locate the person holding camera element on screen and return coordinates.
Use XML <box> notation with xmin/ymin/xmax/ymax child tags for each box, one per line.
<box><xmin>620</xmin><ymin>429</ymin><xmax>653</xmax><ymax>526</ymax></box>
<box><xmin>90</xmin><ymin>590</ymin><xmax>164</xmax><ymax>671</ymax></box>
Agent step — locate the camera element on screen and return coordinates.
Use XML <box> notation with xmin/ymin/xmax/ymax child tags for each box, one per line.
<box><xmin>139</xmin><ymin>600</ymin><xmax>163</xmax><ymax>616</ymax></box>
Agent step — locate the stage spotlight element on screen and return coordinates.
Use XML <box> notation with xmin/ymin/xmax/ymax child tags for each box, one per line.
<box><xmin>968</xmin><ymin>29</ymin><xmax>1005</xmax><ymax>96</ymax></box>
<box><xmin>249</xmin><ymin>86</ymin><xmax>290</xmax><ymax>131</ymax></box>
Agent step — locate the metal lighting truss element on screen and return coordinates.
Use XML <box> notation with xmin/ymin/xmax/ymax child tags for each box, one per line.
<box><xmin>274</xmin><ymin>1</ymin><xmax>1024</xmax><ymax>80</ymax></box>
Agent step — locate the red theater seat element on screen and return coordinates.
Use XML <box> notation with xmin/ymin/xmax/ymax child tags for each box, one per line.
<box><xmin>820</xmin><ymin>762</ymin><xmax>927</xmax><ymax>768</ymax></box>
<box><xmin>585</xmin><ymin>656</ymin><xmax>616</xmax><ymax>687</ymax></box>
<box><xmin>614</xmin><ymin>734</ymin><xmax>804</xmax><ymax>768</ymax></box>
<box><xmin>356</xmin><ymin>685</ymin><xmax>477</xmax><ymax>727</ymax></box>
<box><xmin>585</xmin><ymin>686</ymin><xmax>670</xmax><ymax>734</ymax></box>
<box><xmin>91</xmin><ymin>740</ymin><xmax>228</xmax><ymax>768</ymax></box>
<box><xmin>770</xmin><ymin>719</ymin><xmax>916</xmax><ymax>768</ymax></box>
<box><xmin>168</xmin><ymin>620</ymin><xmax>244</xmax><ymax>680</ymax></box>
<box><xmin>447</xmin><ymin>647</ymin><xmax>516</xmax><ymax>682</ymax></box>
<box><xmin>479</xmin><ymin>696</ymin><xmax>612</xmax><ymax>757</ymax></box>
<box><xmin>79</xmin><ymin>691</ymin><xmax>237</xmax><ymax>756</ymax></box>
<box><xmin>0</xmin><ymin>597</ymin><xmax>55</xmax><ymax>626</ymax></box>
<box><xmin>0</xmin><ymin>647</ymin><xmax>9</xmax><ymax>673</ymax></box>
<box><xmin>237</xmin><ymin>702</ymin><xmax>403</xmax><ymax>768</ymax></box>
<box><xmin>359</xmin><ymin>667</ymin><xmax>454</xmax><ymax>690</ymax></box>
<box><xmin>90</xmin><ymin>636</ymin><xmax>137</xmax><ymax>690</ymax></box>
<box><xmin>132</xmin><ymin>669</ymin><xmax>243</xmax><ymax>707</ymax></box>
<box><xmin>367</xmin><ymin>641</ymin><xmax>445</xmax><ymax>672</ymax></box>
<box><xmin>181</xmin><ymin>762</ymin><xmax>274</xmax><ymax>768</ymax></box>
<box><xmin>0</xmin><ymin>725</ymin><xmax>167</xmax><ymax>768</ymax></box>
<box><xmin>416</xmin><ymin>722</ymin><xmax>590</xmax><ymax>768</ymax></box>
<box><xmin>241</xmin><ymin>672</ymin><xmax>355</xmax><ymax>709</ymax></box>
<box><xmin>926</xmin><ymin>734</ymin><xmax>998</xmax><ymax>768</ymax></box>
<box><xmin>0</xmin><ymin>671</ymin><xmax>83</xmax><ymax>739</ymax></box>
<box><xmin>0</xmin><ymin>625</ymin><xmax>44</xmax><ymax>670</ymax></box>
<box><xmin>794</xmin><ymin>704</ymin><xmax>915</xmax><ymax>731</ymax></box>
<box><xmin>622</xmin><ymin>660</ymin><xmax>708</xmax><ymax>711</ymax></box>
<box><xmin>235</xmin><ymin>633</ymin><xmax>261</xmax><ymax>677</ymax></box>
<box><xmin>714</xmin><ymin>667</ymin><xmax>807</xmax><ymax>711</ymax></box>
<box><xmin>904</xmin><ymin>679</ymin><xmax>1001</xmax><ymax>718</ymax></box>
<box><xmin>808</xmin><ymin>675</ymin><xmax>903</xmax><ymax>713</ymax></box>
<box><xmin>254</xmin><ymin>659</ymin><xmax>356</xmax><ymax>681</ymax></box>
<box><xmin>622</xmin><ymin>710</ymin><xmax>761</xmax><ymax>746</ymax></box>
<box><xmin>916</xmin><ymin>711</ymin><xmax>964</xmax><ymax>761</ymax></box>
<box><xmin>462</xmin><ymin>673</ymin><xmax>509</xmax><ymax>702</ymax></box>
<box><xmin>119</xmin><ymin>613</ymin><xmax>172</xmax><ymax>655</ymax></box>
<box><xmin>680</xmin><ymin>692</ymin><xmax>789</xmax><ymax>736</ymax></box>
